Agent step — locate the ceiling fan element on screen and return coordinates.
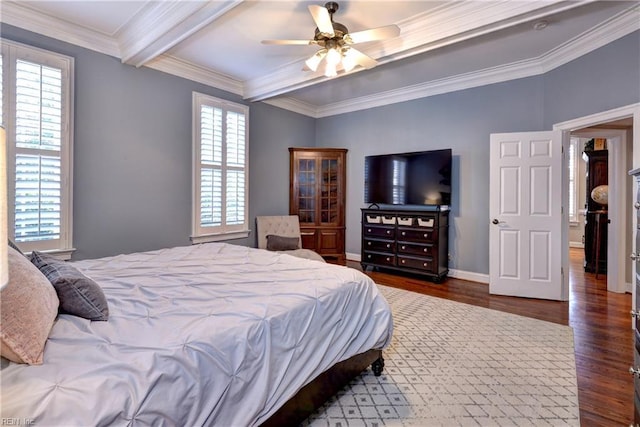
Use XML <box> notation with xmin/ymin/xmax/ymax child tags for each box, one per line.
<box><xmin>261</xmin><ymin>1</ymin><xmax>400</xmax><ymax>77</ymax></box>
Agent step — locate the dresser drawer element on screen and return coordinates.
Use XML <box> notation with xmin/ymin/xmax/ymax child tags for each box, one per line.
<box><xmin>364</xmin><ymin>226</ymin><xmax>395</xmax><ymax>239</ymax></box>
<box><xmin>398</xmin><ymin>255</ymin><xmax>434</xmax><ymax>272</ymax></box>
<box><xmin>363</xmin><ymin>252</ymin><xmax>395</xmax><ymax>266</ymax></box>
<box><xmin>363</xmin><ymin>239</ymin><xmax>395</xmax><ymax>252</ymax></box>
<box><xmin>398</xmin><ymin>228</ymin><xmax>437</xmax><ymax>242</ymax></box>
<box><xmin>397</xmin><ymin>242</ymin><xmax>436</xmax><ymax>257</ymax></box>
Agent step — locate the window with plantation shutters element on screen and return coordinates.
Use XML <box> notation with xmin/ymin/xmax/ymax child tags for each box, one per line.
<box><xmin>192</xmin><ymin>92</ymin><xmax>249</xmax><ymax>243</ymax></box>
<box><xmin>1</xmin><ymin>40</ymin><xmax>74</xmax><ymax>256</ymax></box>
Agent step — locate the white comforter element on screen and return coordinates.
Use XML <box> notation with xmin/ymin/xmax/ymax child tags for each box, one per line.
<box><xmin>0</xmin><ymin>243</ymin><xmax>393</xmax><ymax>426</ymax></box>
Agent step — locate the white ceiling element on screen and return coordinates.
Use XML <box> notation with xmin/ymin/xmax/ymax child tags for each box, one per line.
<box><xmin>2</xmin><ymin>1</ymin><xmax>639</xmax><ymax>117</ymax></box>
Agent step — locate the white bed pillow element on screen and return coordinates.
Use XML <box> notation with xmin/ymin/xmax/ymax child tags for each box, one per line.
<box><xmin>1</xmin><ymin>246</ymin><xmax>59</xmax><ymax>364</ymax></box>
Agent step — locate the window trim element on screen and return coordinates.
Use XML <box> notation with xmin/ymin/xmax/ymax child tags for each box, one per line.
<box><xmin>191</xmin><ymin>92</ymin><xmax>249</xmax><ymax>243</ymax></box>
<box><xmin>2</xmin><ymin>39</ymin><xmax>74</xmax><ymax>258</ymax></box>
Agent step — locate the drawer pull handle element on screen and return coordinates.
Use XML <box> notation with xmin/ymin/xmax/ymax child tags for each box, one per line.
<box><xmin>367</xmin><ymin>241</ymin><xmax>371</xmax><ymax>246</ymax></box>
<box><xmin>423</xmin><ymin>262</ymin><xmax>428</xmax><ymax>267</ymax></box>
<box><xmin>386</xmin><ymin>257</ymin><xmax>391</xmax><ymax>262</ymax></box>
<box><xmin>423</xmin><ymin>248</ymin><xmax>428</xmax><ymax>253</ymax></box>
<box><xmin>424</xmin><ymin>233</ymin><xmax>428</xmax><ymax>238</ymax></box>
<box><xmin>367</xmin><ymin>228</ymin><xmax>372</xmax><ymax>233</ymax></box>
<box><xmin>386</xmin><ymin>230</ymin><xmax>391</xmax><ymax>235</ymax></box>
<box><xmin>402</xmin><ymin>231</ymin><xmax>406</xmax><ymax>236</ymax></box>
<box><xmin>401</xmin><ymin>245</ymin><xmax>406</xmax><ymax>250</ymax></box>
<box><xmin>401</xmin><ymin>259</ymin><xmax>405</xmax><ymax>264</ymax></box>
<box><xmin>630</xmin><ymin>366</ymin><xmax>640</xmax><ymax>377</ymax></box>
<box><xmin>386</xmin><ymin>244</ymin><xmax>390</xmax><ymax>248</ymax></box>
<box><xmin>631</xmin><ymin>309</ymin><xmax>640</xmax><ymax>318</ymax></box>
<box><xmin>367</xmin><ymin>255</ymin><xmax>372</xmax><ymax>259</ymax></box>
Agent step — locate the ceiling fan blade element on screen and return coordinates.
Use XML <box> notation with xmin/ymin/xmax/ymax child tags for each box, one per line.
<box><xmin>261</xmin><ymin>39</ymin><xmax>315</xmax><ymax>45</ymax></box>
<box><xmin>308</xmin><ymin>4</ymin><xmax>335</xmax><ymax>37</ymax></box>
<box><xmin>344</xmin><ymin>25</ymin><xmax>400</xmax><ymax>44</ymax></box>
<box><xmin>343</xmin><ymin>47</ymin><xmax>378</xmax><ymax>70</ymax></box>
<box><xmin>303</xmin><ymin>49</ymin><xmax>327</xmax><ymax>72</ymax></box>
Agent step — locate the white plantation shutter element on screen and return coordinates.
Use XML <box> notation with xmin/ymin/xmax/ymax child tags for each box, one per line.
<box><xmin>192</xmin><ymin>93</ymin><xmax>249</xmax><ymax>242</ymax></box>
<box><xmin>568</xmin><ymin>137</ymin><xmax>579</xmax><ymax>223</ymax></box>
<box><xmin>2</xmin><ymin>40</ymin><xmax>73</xmax><ymax>254</ymax></box>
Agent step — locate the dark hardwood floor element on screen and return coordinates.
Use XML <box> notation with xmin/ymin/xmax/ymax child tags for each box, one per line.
<box><xmin>347</xmin><ymin>247</ymin><xmax>633</xmax><ymax>426</ymax></box>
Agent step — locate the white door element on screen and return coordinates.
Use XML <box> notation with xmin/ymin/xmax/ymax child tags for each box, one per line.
<box><xmin>489</xmin><ymin>130</ymin><xmax>568</xmax><ymax>300</ymax></box>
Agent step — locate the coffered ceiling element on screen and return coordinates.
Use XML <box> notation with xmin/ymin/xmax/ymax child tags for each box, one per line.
<box><xmin>1</xmin><ymin>1</ymin><xmax>638</xmax><ymax>117</ymax></box>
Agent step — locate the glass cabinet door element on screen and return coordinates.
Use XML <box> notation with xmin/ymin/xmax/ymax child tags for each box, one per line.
<box><xmin>297</xmin><ymin>158</ymin><xmax>316</xmax><ymax>223</ymax></box>
<box><xmin>320</xmin><ymin>158</ymin><xmax>339</xmax><ymax>224</ymax></box>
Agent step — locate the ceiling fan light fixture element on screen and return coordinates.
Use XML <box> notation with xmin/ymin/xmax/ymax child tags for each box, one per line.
<box><xmin>325</xmin><ymin>47</ymin><xmax>341</xmax><ymax>66</ymax></box>
<box><xmin>324</xmin><ymin>62</ymin><xmax>338</xmax><ymax>77</ymax></box>
<box><xmin>305</xmin><ymin>49</ymin><xmax>327</xmax><ymax>72</ymax></box>
<box><xmin>341</xmin><ymin>48</ymin><xmax>357</xmax><ymax>72</ymax></box>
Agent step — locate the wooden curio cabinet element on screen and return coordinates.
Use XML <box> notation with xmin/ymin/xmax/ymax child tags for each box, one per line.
<box><xmin>289</xmin><ymin>148</ymin><xmax>347</xmax><ymax>262</ymax></box>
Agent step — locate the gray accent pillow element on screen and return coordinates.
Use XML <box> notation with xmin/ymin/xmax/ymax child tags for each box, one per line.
<box><xmin>266</xmin><ymin>235</ymin><xmax>300</xmax><ymax>251</ymax></box>
<box><xmin>30</xmin><ymin>251</ymin><xmax>109</xmax><ymax>321</ymax></box>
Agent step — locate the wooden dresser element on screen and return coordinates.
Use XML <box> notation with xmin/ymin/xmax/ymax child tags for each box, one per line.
<box><xmin>360</xmin><ymin>207</ymin><xmax>449</xmax><ymax>283</ymax></box>
<box><xmin>289</xmin><ymin>148</ymin><xmax>347</xmax><ymax>262</ymax></box>
<box><xmin>630</xmin><ymin>167</ymin><xmax>640</xmax><ymax>426</ymax></box>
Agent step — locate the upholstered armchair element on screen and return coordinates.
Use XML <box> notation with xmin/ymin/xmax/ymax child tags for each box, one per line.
<box><xmin>255</xmin><ymin>215</ymin><xmax>325</xmax><ymax>262</ymax></box>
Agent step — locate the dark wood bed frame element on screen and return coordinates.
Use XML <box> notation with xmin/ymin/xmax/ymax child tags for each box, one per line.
<box><xmin>262</xmin><ymin>349</ymin><xmax>385</xmax><ymax>426</ymax></box>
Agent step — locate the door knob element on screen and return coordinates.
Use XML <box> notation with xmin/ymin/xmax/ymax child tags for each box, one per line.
<box><xmin>631</xmin><ymin>253</ymin><xmax>638</xmax><ymax>261</ymax></box>
<box><xmin>492</xmin><ymin>219</ymin><xmax>499</xmax><ymax>225</ymax></box>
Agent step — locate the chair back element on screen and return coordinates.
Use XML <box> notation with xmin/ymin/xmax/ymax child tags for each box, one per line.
<box><xmin>256</xmin><ymin>215</ymin><xmax>303</xmax><ymax>249</ymax></box>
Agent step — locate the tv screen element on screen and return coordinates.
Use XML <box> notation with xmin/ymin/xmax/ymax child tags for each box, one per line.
<box><xmin>364</xmin><ymin>149</ymin><xmax>452</xmax><ymax>206</ymax></box>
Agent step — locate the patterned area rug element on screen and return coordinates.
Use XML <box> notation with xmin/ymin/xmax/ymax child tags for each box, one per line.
<box><xmin>302</xmin><ymin>284</ymin><xmax>579</xmax><ymax>426</ymax></box>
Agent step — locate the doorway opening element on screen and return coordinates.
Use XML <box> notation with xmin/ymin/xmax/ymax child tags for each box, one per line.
<box><xmin>555</xmin><ymin>104</ymin><xmax>638</xmax><ymax>301</ymax></box>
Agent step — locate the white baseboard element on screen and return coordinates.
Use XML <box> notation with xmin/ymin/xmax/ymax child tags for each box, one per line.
<box><xmin>346</xmin><ymin>252</ymin><xmax>361</xmax><ymax>262</ymax></box>
<box><xmin>346</xmin><ymin>252</ymin><xmax>488</xmax><ymax>284</ymax></box>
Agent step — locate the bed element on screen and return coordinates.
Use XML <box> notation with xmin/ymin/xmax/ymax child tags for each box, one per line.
<box><xmin>0</xmin><ymin>242</ymin><xmax>393</xmax><ymax>426</ymax></box>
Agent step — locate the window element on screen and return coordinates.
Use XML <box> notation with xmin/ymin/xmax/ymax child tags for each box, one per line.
<box><xmin>1</xmin><ymin>40</ymin><xmax>74</xmax><ymax>257</ymax></box>
<box><xmin>192</xmin><ymin>92</ymin><xmax>249</xmax><ymax>243</ymax></box>
<box><xmin>568</xmin><ymin>137</ymin><xmax>579</xmax><ymax>223</ymax></box>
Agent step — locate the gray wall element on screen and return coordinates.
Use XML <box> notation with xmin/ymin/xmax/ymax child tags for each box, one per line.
<box><xmin>316</xmin><ymin>78</ymin><xmax>545</xmax><ymax>274</ymax></box>
<box><xmin>1</xmin><ymin>24</ymin><xmax>315</xmax><ymax>260</ymax></box>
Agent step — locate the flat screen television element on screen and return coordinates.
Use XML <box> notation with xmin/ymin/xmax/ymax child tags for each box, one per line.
<box><xmin>364</xmin><ymin>149</ymin><xmax>452</xmax><ymax>206</ymax></box>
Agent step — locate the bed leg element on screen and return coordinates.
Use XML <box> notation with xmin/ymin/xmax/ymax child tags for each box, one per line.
<box><xmin>371</xmin><ymin>355</ymin><xmax>385</xmax><ymax>376</ymax></box>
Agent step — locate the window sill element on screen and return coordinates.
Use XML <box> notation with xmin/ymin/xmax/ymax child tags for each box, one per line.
<box><xmin>191</xmin><ymin>230</ymin><xmax>250</xmax><ymax>244</ymax></box>
<box><xmin>24</xmin><ymin>248</ymin><xmax>76</xmax><ymax>261</ymax></box>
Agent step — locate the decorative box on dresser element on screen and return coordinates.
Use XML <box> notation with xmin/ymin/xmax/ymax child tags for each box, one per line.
<box><xmin>630</xmin><ymin>167</ymin><xmax>640</xmax><ymax>427</ymax></box>
<box><xmin>361</xmin><ymin>207</ymin><xmax>449</xmax><ymax>283</ymax></box>
<box><xmin>289</xmin><ymin>147</ymin><xmax>347</xmax><ymax>263</ymax></box>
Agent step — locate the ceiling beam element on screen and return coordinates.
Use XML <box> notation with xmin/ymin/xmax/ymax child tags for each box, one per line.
<box><xmin>117</xmin><ymin>0</ymin><xmax>245</xmax><ymax>68</ymax></box>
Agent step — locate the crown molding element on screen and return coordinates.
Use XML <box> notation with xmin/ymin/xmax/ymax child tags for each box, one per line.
<box><xmin>541</xmin><ymin>4</ymin><xmax>640</xmax><ymax>73</ymax></box>
<box><xmin>261</xmin><ymin>97</ymin><xmax>318</xmax><ymax>118</ymax></box>
<box><xmin>0</xmin><ymin>1</ymin><xmax>120</xmax><ymax>57</ymax></box>
<box><xmin>117</xmin><ymin>0</ymin><xmax>244</xmax><ymax>67</ymax></box>
<box><xmin>314</xmin><ymin>59</ymin><xmax>544</xmax><ymax>118</ymax></box>
<box><xmin>146</xmin><ymin>55</ymin><xmax>243</xmax><ymax>96</ymax></box>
